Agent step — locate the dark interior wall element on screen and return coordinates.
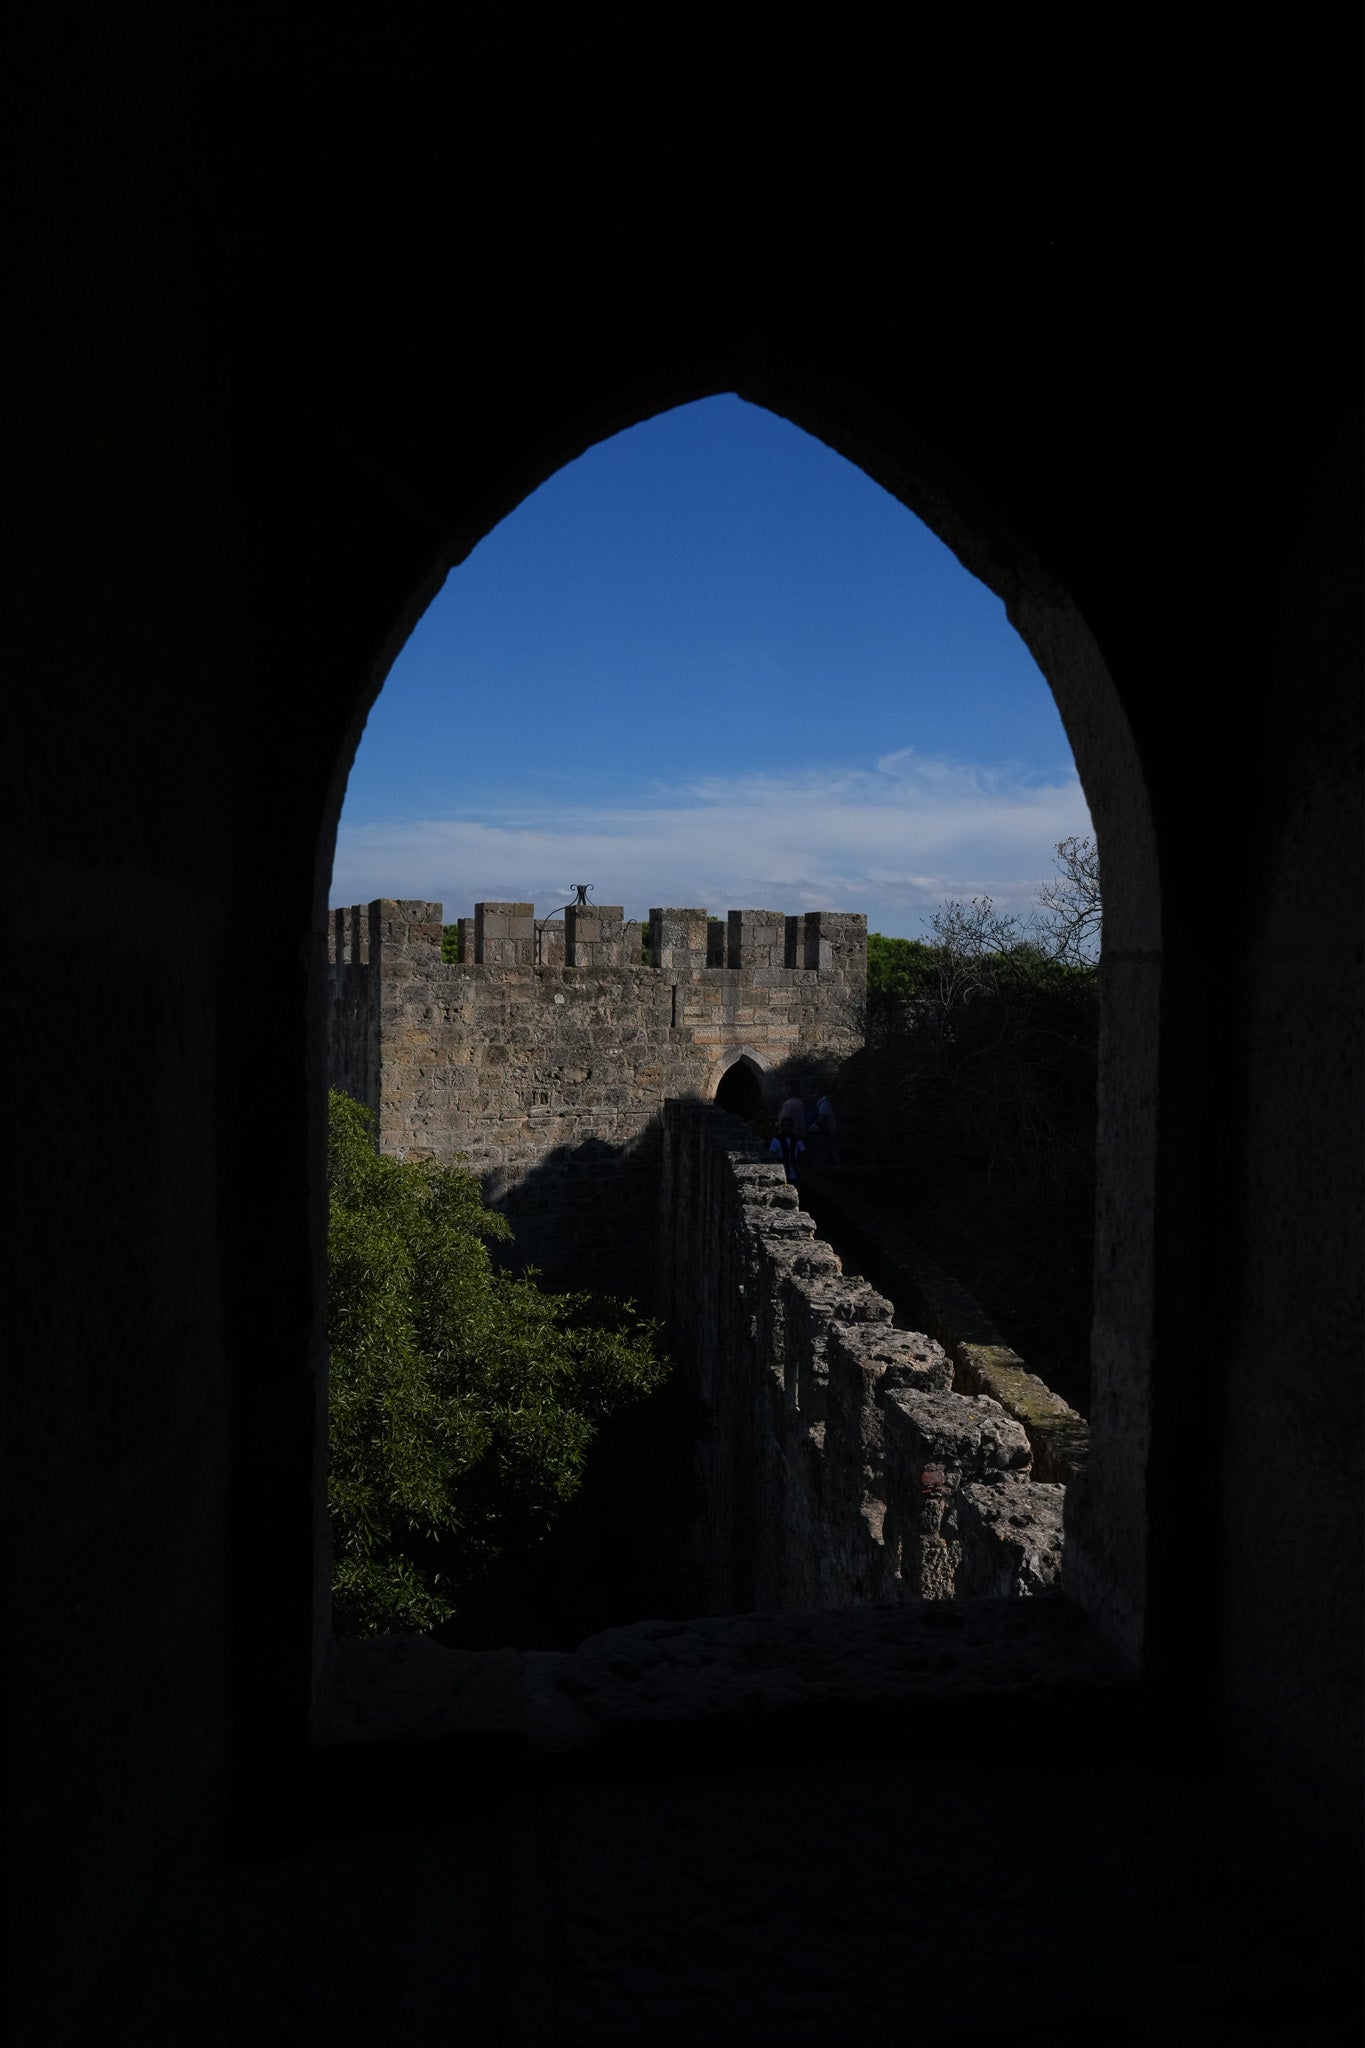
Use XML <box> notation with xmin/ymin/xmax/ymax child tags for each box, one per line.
<box><xmin>2</xmin><ymin>22</ymin><xmax>1359</xmax><ymax>2041</ymax></box>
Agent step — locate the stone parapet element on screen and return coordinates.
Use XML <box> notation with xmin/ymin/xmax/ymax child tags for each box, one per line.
<box><xmin>328</xmin><ymin>903</ymin><xmax>370</xmax><ymax>965</ymax></box>
<box><xmin>880</xmin><ymin>1386</ymin><xmax>1033</xmax><ymax>1599</ymax></box>
<box><xmin>659</xmin><ymin>1098</ymin><xmax>1065</xmax><ymax>1612</ymax></box>
<box><xmin>565</xmin><ymin>903</ymin><xmax>625</xmax><ymax>967</ymax></box>
<box><xmin>367</xmin><ymin>898</ymin><xmax>443</xmax><ymax>957</ymax></box>
<box><xmin>956</xmin><ymin>1478</ymin><xmax>1067</xmax><ymax>1598</ymax></box>
<box><xmin>953</xmin><ymin>1343</ymin><xmax>1089</xmax><ymax>1484</ymax></box>
<box><xmin>650</xmin><ymin>906</ymin><xmax>708</xmax><ymax>973</ymax></box>
<box><xmin>726</xmin><ymin>908</ymin><xmax>785</xmax><ymax>970</ymax></box>
<box><xmin>474</xmin><ymin>900</ymin><xmax>534</xmax><ymax>966</ymax></box>
<box><xmin>803</xmin><ymin>909</ymin><xmax>867</xmax><ymax>978</ymax></box>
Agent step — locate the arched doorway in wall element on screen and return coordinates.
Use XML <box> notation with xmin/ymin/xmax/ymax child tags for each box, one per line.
<box><xmin>714</xmin><ymin>1056</ymin><xmax>765</xmax><ymax>1122</ymax></box>
<box><xmin>316</xmin><ymin>387</ymin><xmax>1160</xmax><ymax>1674</ymax></box>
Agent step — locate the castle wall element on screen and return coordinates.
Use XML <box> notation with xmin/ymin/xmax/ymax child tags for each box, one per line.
<box><xmin>326</xmin><ymin>897</ymin><xmax>866</xmax><ymax>1291</ymax></box>
<box><xmin>656</xmin><ymin>1098</ymin><xmax>1064</xmax><ymax>1611</ymax></box>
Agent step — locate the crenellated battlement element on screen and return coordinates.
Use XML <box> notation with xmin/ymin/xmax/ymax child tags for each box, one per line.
<box><xmin>327</xmin><ymin>896</ymin><xmax>866</xmax><ymax>1289</ymax></box>
<box><xmin>329</xmin><ymin>897</ymin><xmax>866</xmax><ymax>980</ymax></box>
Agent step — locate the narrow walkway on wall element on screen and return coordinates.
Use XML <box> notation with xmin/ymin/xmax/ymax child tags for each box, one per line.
<box><xmin>799</xmin><ymin>1169</ymin><xmax>1089</xmax><ymax>1488</ymax></box>
<box><xmin>800</xmin><ymin>1169</ymin><xmax>1011</xmax><ymax>1343</ymax></box>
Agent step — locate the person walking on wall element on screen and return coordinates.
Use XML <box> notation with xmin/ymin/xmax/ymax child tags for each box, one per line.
<box><xmin>770</xmin><ymin>1116</ymin><xmax>806</xmax><ymax>1186</ymax></box>
<box><xmin>779</xmin><ymin>1087</ymin><xmax>807</xmax><ymax>1137</ymax></box>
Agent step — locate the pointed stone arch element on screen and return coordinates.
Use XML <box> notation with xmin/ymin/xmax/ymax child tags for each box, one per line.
<box><xmin>712</xmin><ymin>1049</ymin><xmax>774</xmax><ymax>1121</ymax></box>
<box><xmin>314</xmin><ymin>382</ymin><xmax>1161</xmax><ymax>1676</ymax></box>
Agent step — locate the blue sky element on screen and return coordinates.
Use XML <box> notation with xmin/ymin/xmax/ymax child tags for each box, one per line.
<box><xmin>331</xmin><ymin>395</ymin><xmax>1091</xmax><ymax>939</ymax></box>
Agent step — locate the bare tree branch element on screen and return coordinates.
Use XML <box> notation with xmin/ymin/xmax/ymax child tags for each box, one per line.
<box><xmin>1037</xmin><ymin>835</ymin><xmax>1101</xmax><ymax>965</ymax></box>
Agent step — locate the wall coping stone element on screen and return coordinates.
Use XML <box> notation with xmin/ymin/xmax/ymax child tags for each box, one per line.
<box><xmin>321</xmin><ymin>1596</ymin><xmax>1128</xmax><ymax>1752</ymax></box>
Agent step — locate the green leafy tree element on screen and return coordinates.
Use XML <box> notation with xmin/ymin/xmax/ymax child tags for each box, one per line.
<box><xmin>866</xmin><ymin>931</ymin><xmax>939</xmax><ymax>1004</ymax></box>
<box><xmin>864</xmin><ymin>842</ymin><xmax>1101</xmax><ymax>1196</ymax></box>
<box><xmin>861</xmin><ymin>848</ymin><xmax>1101</xmax><ymax>1411</ymax></box>
<box><xmin>326</xmin><ymin>1090</ymin><xmax>669</xmax><ymax>1636</ymax></box>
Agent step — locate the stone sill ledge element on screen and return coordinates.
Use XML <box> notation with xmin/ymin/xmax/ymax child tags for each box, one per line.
<box><xmin>318</xmin><ymin>1595</ymin><xmax>1129</xmax><ymax>1754</ymax></box>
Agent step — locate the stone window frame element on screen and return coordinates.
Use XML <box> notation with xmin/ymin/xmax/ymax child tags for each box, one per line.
<box><xmin>309</xmin><ymin>386</ymin><xmax>1161</xmax><ymax>1725</ymax></box>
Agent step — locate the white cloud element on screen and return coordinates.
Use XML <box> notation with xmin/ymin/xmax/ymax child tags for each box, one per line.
<box><xmin>329</xmin><ymin>754</ymin><xmax>1092</xmax><ymax>939</ymax></box>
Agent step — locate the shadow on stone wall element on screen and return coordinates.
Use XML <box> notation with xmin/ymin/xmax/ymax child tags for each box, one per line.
<box><xmin>482</xmin><ymin>1046</ymin><xmax>866</xmax><ymax>1302</ymax></box>
<box><xmin>488</xmin><ymin>1124</ymin><xmax>663</xmax><ymax>1300</ymax></box>
<box><xmin>437</xmin><ymin>1049</ymin><xmax>871</xmax><ymax>1649</ymax></box>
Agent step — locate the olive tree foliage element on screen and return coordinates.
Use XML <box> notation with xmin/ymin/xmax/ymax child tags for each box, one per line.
<box><xmin>326</xmin><ymin>1090</ymin><xmax>669</xmax><ymax>1636</ymax></box>
<box><xmin>865</xmin><ymin>839</ymin><xmax>1101</xmax><ymax>1195</ymax></box>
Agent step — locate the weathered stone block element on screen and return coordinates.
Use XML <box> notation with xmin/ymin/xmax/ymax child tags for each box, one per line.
<box><xmin>880</xmin><ymin>1387</ymin><xmax>1032</xmax><ymax>1600</ymax></box>
<box><xmin>649</xmin><ymin>907</ymin><xmax>708</xmax><ymax>971</ymax></box>
<box><xmin>727</xmin><ymin>908</ymin><xmax>786</xmax><ymax>970</ymax></box>
<box><xmin>883</xmin><ymin>1387</ymin><xmax>1032</xmax><ymax>1478</ymax></box>
<box><xmin>833</xmin><ymin>1325</ymin><xmax>954</xmax><ymax>1396</ymax></box>
<box><xmin>565</xmin><ymin>904</ymin><xmax>626</xmax><ymax>967</ymax></box>
<box><xmin>954</xmin><ymin>1342</ymin><xmax>1090</xmax><ymax>1484</ymax></box>
<box><xmin>802</xmin><ymin>910</ymin><xmax>867</xmax><ymax>979</ymax></box>
<box><xmin>475</xmin><ymin>901</ymin><xmax>535</xmax><ymax>966</ymax></box>
<box><xmin>957</xmin><ymin>1477</ymin><xmax>1066</xmax><ymax>1597</ymax></box>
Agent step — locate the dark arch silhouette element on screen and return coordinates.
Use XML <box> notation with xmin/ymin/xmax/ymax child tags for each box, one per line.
<box><xmin>318</xmin><ymin>384</ymin><xmax>1160</xmax><ymax>1663</ymax></box>
<box><xmin>316</xmin><ymin>381</ymin><xmax>1163</xmax><ymax>1674</ymax></box>
<box><xmin>715</xmin><ymin>1058</ymin><xmax>764</xmax><ymax>1121</ymax></box>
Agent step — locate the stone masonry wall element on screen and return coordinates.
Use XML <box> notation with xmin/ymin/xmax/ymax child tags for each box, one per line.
<box><xmin>657</xmin><ymin>1099</ymin><xmax>1065</xmax><ymax>1611</ymax></box>
<box><xmin>327</xmin><ymin>897</ymin><xmax>865</xmax><ymax>1292</ymax></box>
